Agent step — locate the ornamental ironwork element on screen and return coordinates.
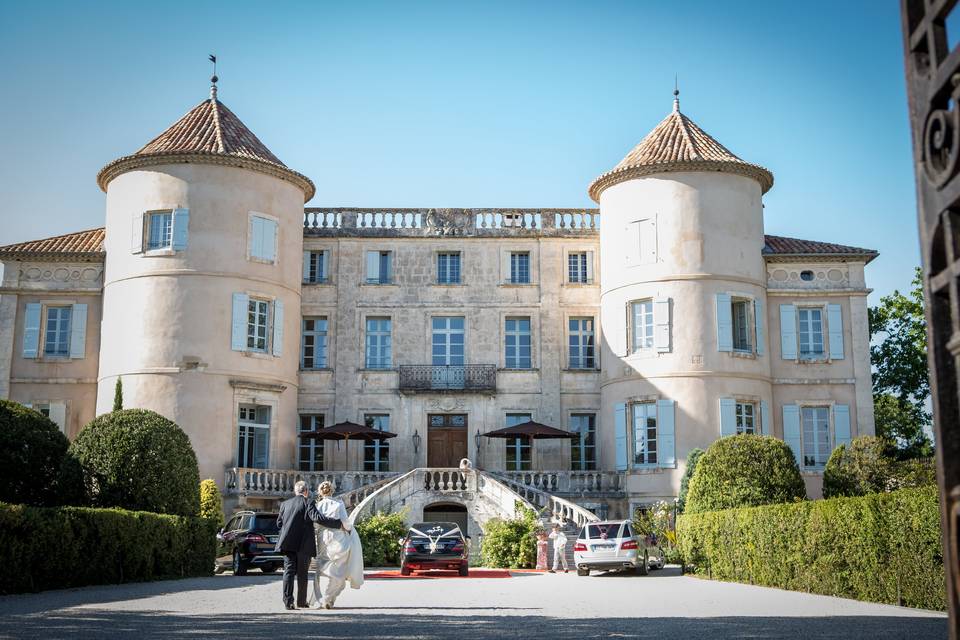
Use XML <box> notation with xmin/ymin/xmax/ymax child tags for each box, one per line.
<box><xmin>398</xmin><ymin>364</ymin><xmax>497</xmax><ymax>393</ymax></box>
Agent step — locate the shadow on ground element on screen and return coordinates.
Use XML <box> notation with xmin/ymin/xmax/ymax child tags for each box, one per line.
<box><xmin>0</xmin><ymin>612</ymin><xmax>947</xmax><ymax>640</ymax></box>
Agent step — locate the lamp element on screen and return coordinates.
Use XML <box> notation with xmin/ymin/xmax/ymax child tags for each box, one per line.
<box><xmin>412</xmin><ymin>429</ymin><xmax>421</xmax><ymax>454</ymax></box>
<box><xmin>474</xmin><ymin>431</ymin><xmax>482</xmax><ymax>450</ymax></box>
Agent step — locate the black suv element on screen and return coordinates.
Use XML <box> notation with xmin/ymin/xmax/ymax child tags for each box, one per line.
<box><xmin>215</xmin><ymin>511</ymin><xmax>284</xmax><ymax>576</ymax></box>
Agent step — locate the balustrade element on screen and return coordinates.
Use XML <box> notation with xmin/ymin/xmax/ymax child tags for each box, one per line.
<box><xmin>224</xmin><ymin>467</ymin><xmax>399</xmax><ymax>497</ymax></box>
<box><xmin>496</xmin><ymin>470</ymin><xmax>624</xmax><ymax>496</ymax></box>
<box><xmin>303</xmin><ymin>208</ymin><xmax>600</xmax><ymax>236</ymax></box>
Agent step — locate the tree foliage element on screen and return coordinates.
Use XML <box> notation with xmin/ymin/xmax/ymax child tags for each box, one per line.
<box><xmin>480</xmin><ymin>503</ymin><xmax>539</xmax><ymax>569</ymax></box>
<box><xmin>355</xmin><ymin>510</ymin><xmax>409</xmax><ymax>567</ymax></box>
<box><xmin>198</xmin><ymin>479</ymin><xmax>224</xmax><ymax>529</ymax></box>
<box><xmin>677</xmin><ymin>447</ymin><xmax>704</xmax><ymax>514</ymax></box>
<box><xmin>113</xmin><ymin>377</ymin><xmax>123</xmax><ymax>412</ymax></box>
<box><xmin>823</xmin><ymin>436</ymin><xmax>895</xmax><ymax>498</ymax></box>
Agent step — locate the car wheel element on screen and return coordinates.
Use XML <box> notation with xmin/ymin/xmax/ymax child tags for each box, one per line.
<box><xmin>233</xmin><ymin>550</ymin><xmax>248</xmax><ymax>576</ymax></box>
<box><xmin>577</xmin><ymin>567</ymin><xmax>590</xmax><ymax>577</ymax></box>
<box><xmin>400</xmin><ymin>565</ymin><xmax>411</xmax><ymax>576</ymax></box>
<box><xmin>458</xmin><ymin>564</ymin><xmax>469</xmax><ymax>577</ymax></box>
<box><xmin>636</xmin><ymin>551</ymin><xmax>649</xmax><ymax>576</ymax></box>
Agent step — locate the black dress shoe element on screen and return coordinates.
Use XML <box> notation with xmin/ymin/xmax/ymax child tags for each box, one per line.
<box><xmin>296</xmin><ymin>603</ymin><xmax>309</xmax><ymax>609</ymax></box>
<box><xmin>285</xmin><ymin>603</ymin><xmax>296</xmax><ymax>610</ymax></box>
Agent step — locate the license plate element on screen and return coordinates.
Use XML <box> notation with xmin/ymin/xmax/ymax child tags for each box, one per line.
<box><xmin>591</xmin><ymin>544</ymin><xmax>615</xmax><ymax>552</ymax></box>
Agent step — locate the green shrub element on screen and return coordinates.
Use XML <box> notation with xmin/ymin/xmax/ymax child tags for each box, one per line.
<box><xmin>677</xmin><ymin>486</ymin><xmax>944</xmax><ymax>610</ymax></box>
<box><xmin>355</xmin><ymin>510</ymin><xmax>408</xmax><ymax>566</ymax></box>
<box><xmin>480</xmin><ymin>503</ymin><xmax>538</xmax><ymax>569</ymax></box>
<box><xmin>823</xmin><ymin>436</ymin><xmax>895</xmax><ymax>498</ymax></box>
<box><xmin>0</xmin><ymin>501</ymin><xmax>216</xmax><ymax>594</ymax></box>
<box><xmin>0</xmin><ymin>400</ymin><xmax>81</xmax><ymax>507</ymax></box>
<box><xmin>68</xmin><ymin>409</ymin><xmax>200</xmax><ymax>516</ymax></box>
<box><xmin>890</xmin><ymin>457</ymin><xmax>937</xmax><ymax>490</ymax></box>
<box><xmin>198</xmin><ymin>479</ymin><xmax>224</xmax><ymax>529</ymax></box>
<box><xmin>677</xmin><ymin>447</ymin><xmax>704</xmax><ymax>513</ymax></box>
<box><xmin>113</xmin><ymin>377</ymin><xmax>123</xmax><ymax>412</ymax></box>
<box><xmin>685</xmin><ymin>434</ymin><xmax>806</xmax><ymax>514</ymax></box>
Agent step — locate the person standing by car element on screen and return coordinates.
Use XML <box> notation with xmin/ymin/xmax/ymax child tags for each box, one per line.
<box><xmin>548</xmin><ymin>523</ymin><xmax>569</xmax><ymax>573</ymax></box>
<box><xmin>275</xmin><ymin>480</ymin><xmax>343</xmax><ymax>610</ymax></box>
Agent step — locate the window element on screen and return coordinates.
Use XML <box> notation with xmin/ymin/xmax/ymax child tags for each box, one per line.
<box><xmin>732</xmin><ymin>299</ymin><xmax>752</xmax><ymax>352</ymax></box>
<box><xmin>437</xmin><ymin>252</ymin><xmax>461</xmax><ymax>284</ymax></box>
<box><xmin>298</xmin><ymin>414</ymin><xmax>324</xmax><ymax>471</ymax></box>
<box><xmin>364</xmin><ymin>414</ymin><xmax>390</xmax><ymax>471</ymax></box>
<box><xmin>505</xmin><ymin>413</ymin><xmax>532</xmax><ymax>471</ymax></box>
<box><xmin>504</xmin><ymin>316</ymin><xmax>531</xmax><ymax>369</ymax></box>
<box><xmin>365</xmin><ymin>317</ymin><xmax>392</xmax><ymax>368</ymax></box>
<box><xmin>736</xmin><ymin>402</ymin><xmax>756</xmax><ymax>435</ymax></box>
<box><xmin>303</xmin><ymin>251</ymin><xmax>328</xmax><ymax>283</ymax></box>
<box><xmin>801</xmin><ymin>406</ymin><xmax>831</xmax><ymax>469</ymax></box>
<box><xmin>366</xmin><ymin>251</ymin><xmax>393</xmax><ymax>284</ymax></box>
<box><xmin>798</xmin><ymin>308</ymin><xmax>825</xmax><ymax>358</ymax></box>
<box><xmin>632</xmin><ymin>403</ymin><xmax>657</xmax><ymax>466</ymax></box>
<box><xmin>44</xmin><ymin>307</ymin><xmax>71</xmax><ymax>357</ymax></box>
<box><xmin>147</xmin><ymin>211</ymin><xmax>172</xmax><ymax>250</ymax></box>
<box><xmin>568</xmin><ymin>317</ymin><xmax>596</xmax><ymax>369</ymax></box>
<box><xmin>432</xmin><ymin>316</ymin><xmax>465</xmax><ymax>366</ymax></box>
<box><xmin>237</xmin><ymin>405</ymin><xmax>270</xmax><ymax>468</ymax></box>
<box><xmin>631</xmin><ymin>300</ymin><xmax>654</xmax><ymax>352</ymax></box>
<box><xmin>247</xmin><ymin>298</ymin><xmax>270</xmax><ymax>353</ymax></box>
<box><xmin>627</xmin><ymin>218</ymin><xmax>657</xmax><ymax>265</ymax></box>
<box><xmin>568</xmin><ymin>252</ymin><xmax>589</xmax><ymax>284</ymax></box>
<box><xmin>510</xmin><ymin>252</ymin><xmax>530</xmax><ymax>284</ymax></box>
<box><xmin>301</xmin><ymin>317</ymin><xmax>328</xmax><ymax>369</ymax></box>
<box><xmin>570</xmin><ymin>413</ymin><xmax>596</xmax><ymax>471</ymax></box>
<box><xmin>249</xmin><ymin>215</ymin><xmax>278</xmax><ymax>262</ymax></box>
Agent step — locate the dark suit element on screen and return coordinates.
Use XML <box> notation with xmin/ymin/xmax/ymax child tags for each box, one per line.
<box><xmin>276</xmin><ymin>494</ymin><xmax>342</xmax><ymax>607</ymax></box>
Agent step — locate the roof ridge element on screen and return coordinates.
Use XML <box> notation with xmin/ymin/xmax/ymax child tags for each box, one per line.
<box><xmin>210</xmin><ymin>99</ymin><xmax>226</xmax><ymax>153</ymax></box>
<box><xmin>674</xmin><ymin>112</ymin><xmax>702</xmax><ymax>161</ymax></box>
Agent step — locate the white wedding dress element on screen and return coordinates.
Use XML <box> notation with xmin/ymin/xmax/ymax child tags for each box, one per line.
<box><xmin>310</xmin><ymin>496</ymin><xmax>364</xmax><ymax>608</ymax></box>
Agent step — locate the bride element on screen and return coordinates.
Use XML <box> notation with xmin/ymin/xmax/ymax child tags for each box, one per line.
<box><xmin>310</xmin><ymin>481</ymin><xmax>364</xmax><ymax>609</ymax></box>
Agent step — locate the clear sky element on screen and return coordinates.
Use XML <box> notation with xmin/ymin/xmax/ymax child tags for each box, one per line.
<box><xmin>0</xmin><ymin>1</ymin><xmax>916</xmax><ymax>304</ymax></box>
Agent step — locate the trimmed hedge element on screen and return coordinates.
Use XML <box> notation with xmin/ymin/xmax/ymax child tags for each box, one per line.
<box><xmin>355</xmin><ymin>510</ymin><xmax>408</xmax><ymax>566</ymax></box>
<box><xmin>480</xmin><ymin>504</ymin><xmax>539</xmax><ymax>569</ymax></box>
<box><xmin>677</xmin><ymin>486</ymin><xmax>944</xmax><ymax>610</ymax></box>
<box><xmin>0</xmin><ymin>502</ymin><xmax>216</xmax><ymax>594</ymax></box>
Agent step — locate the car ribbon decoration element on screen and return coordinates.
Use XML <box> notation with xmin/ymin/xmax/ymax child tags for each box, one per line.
<box><xmin>408</xmin><ymin>525</ymin><xmax>463</xmax><ymax>553</ymax></box>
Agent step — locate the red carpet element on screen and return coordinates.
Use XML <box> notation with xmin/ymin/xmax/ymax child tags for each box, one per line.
<box><xmin>366</xmin><ymin>569</ymin><xmax>512</xmax><ymax>579</ymax></box>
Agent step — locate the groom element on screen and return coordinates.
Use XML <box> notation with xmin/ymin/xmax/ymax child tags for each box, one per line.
<box><xmin>275</xmin><ymin>480</ymin><xmax>342</xmax><ymax>610</ymax></box>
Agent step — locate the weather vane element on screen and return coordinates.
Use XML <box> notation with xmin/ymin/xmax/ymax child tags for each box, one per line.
<box><xmin>209</xmin><ymin>54</ymin><xmax>218</xmax><ymax>84</ymax></box>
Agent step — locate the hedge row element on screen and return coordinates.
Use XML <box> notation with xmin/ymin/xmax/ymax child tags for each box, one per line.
<box><xmin>677</xmin><ymin>486</ymin><xmax>945</xmax><ymax>610</ymax></box>
<box><xmin>0</xmin><ymin>502</ymin><xmax>217</xmax><ymax>594</ymax></box>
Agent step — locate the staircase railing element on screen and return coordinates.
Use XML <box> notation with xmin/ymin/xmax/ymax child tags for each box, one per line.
<box><xmin>496</xmin><ymin>470</ymin><xmax>624</xmax><ymax>496</ymax></box>
<box><xmin>495</xmin><ymin>474</ymin><xmax>600</xmax><ymax>530</ymax></box>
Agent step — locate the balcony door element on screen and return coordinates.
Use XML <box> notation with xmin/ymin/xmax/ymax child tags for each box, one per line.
<box><xmin>431</xmin><ymin>316</ymin><xmax>465</xmax><ymax>389</ymax></box>
<box><xmin>427</xmin><ymin>414</ymin><xmax>468</xmax><ymax>468</ymax></box>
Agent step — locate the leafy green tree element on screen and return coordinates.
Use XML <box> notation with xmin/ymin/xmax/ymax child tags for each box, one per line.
<box><xmin>355</xmin><ymin>510</ymin><xmax>409</xmax><ymax>566</ymax></box>
<box><xmin>868</xmin><ymin>267</ymin><xmax>932</xmax><ymax>458</ymax></box>
<box><xmin>480</xmin><ymin>503</ymin><xmax>539</xmax><ymax>568</ymax></box>
<box><xmin>677</xmin><ymin>447</ymin><xmax>704</xmax><ymax>513</ymax></box>
<box><xmin>822</xmin><ymin>435</ymin><xmax>895</xmax><ymax>498</ymax></box>
<box><xmin>198</xmin><ymin>479</ymin><xmax>224</xmax><ymax>529</ymax></box>
<box><xmin>112</xmin><ymin>377</ymin><xmax>123</xmax><ymax>412</ymax></box>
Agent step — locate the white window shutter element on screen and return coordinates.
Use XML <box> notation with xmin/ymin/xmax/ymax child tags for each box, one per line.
<box><xmin>250</xmin><ymin>216</ymin><xmax>260</xmax><ymax>258</ymax></box>
<box><xmin>654</xmin><ymin>297</ymin><xmax>671</xmax><ymax>353</ymax></box>
<box><xmin>827</xmin><ymin>303</ymin><xmax>844</xmax><ymax>360</ymax></box>
<box><xmin>231</xmin><ymin>293</ymin><xmax>249</xmax><ymax>352</ymax></box>
<box><xmin>131</xmin><ymin>212</ymin><xmax>144</xmax><ymax>254</ymax></box>
<box><xmin>171</xmin><ymin>208</ymin><xmax>189</xmax><ymax>250</ymax></box>
<box><xmin>754</xmin><ymin>298</ymin><xmax>765</xmax><ymax>356</ymax></box>
<box><xmin>716</xmin><ymin>293</ymin><xmax>733</xmax><ymax>352</ymax></box>
<box><xmin>586</xmin><ymin>251</ymin><xmax>595</xmax><ymax>283</ymax></box>
<box><xmin>22</xmin><ymin>303</ymin><xmax>41</xmax><ymax>358</ymax></box>
<box><xmin>264</xmin><ymin>219</ymin><xmax>278</xmax><ymax>262</ymax></box>
<box><xmin>782</xmin><ymin>404</ymin><xmax>802</xmax><ymax>467</ymax></box>
<box><xmin>834</xmin><ymin>404</ymin><xmax>851</xmax><ymax>449</ymax></box>
<box><xmin>366</xmin><ymin>251</ymin><xmax>380</xmax><ymax>282</ymax></box>
<box><xmin>272</xmin><ymin>300</ymin><xmax>284</xmax><ymax>357</ymax></box>
<box><xmin>614</xmin><ymin>403</ymin><xmax>627</xmax><ymax>471</ymax></box>
<box><xmin>302</xmin><ymin>251</ymin><xmax>311</xmax><ymax>282</ymax></box>
<box><xmin>657</xmin><ymin>399</ymin><xmax>676</xmax><ymax>467</ymax></box>
<box><xmin>719</xmin><ymin>397</ymin><xmax>737</xmax><ymax>436</ymax></box>
<box><xmin>779</xmin><ymin>304</ymin><xmax>798</xmax><ymax>360</ymax></box>
<box><xmin>48</xmin><ymin>402</ymin><xmax>67</xmax><ymax>432</ymax></box>
<box><xmin>760</xmin><ymin>400</ymin><xmax>771</xmax><ymax>436</ymax></box>
<box><xmin>69</xmin><ymin>303</ymin><xmax>87</xmax><ymax>359</ymax></box>
<box><xmin>320</xmin><ymin>251</ymin><xmax>329</xmax><ymax>280</ymax></box>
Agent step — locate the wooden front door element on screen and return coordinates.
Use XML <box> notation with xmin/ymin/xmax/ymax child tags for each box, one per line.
<box><xmin>427</xmin><ymin>414</ymin><xmax>468</xmax><ymax>468</ymax></box>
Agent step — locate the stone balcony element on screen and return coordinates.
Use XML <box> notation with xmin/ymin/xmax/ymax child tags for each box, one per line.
<box><xmin>224</xmin><ymin>467</ymin><xmax>399</xmax><ymax>500</ymax></box>
<box><xmin>397</xmin><ymin>364</ymin><xmax>497</xmax><ymax>394</ymax></box>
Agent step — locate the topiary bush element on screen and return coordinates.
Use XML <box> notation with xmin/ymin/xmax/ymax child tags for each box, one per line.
<box><xmin>355</xmin><ymin>510</ymin><xmax>408</xmax><ymax>566</ymax></box>
<box><xmin>677</xmin><ymin>447</ymin><xmax>704</xmax><ymax>513</ymax></box>
<box><xmin>685</xmin><ymin>434</ymin><xmax>806</xmax><ymax>514</ymax></box>
<box><xmin>68</xmin><ymin>409</ymin><xmax>200</xmax><ymax>517</ymax></box>
<box><xmin>823</xmin><ymin>435</ymin><xmax>895</xmax><ymax>498</ymax></box>
<box><xmin>198</xmin><ymin>479</ymin><xmax>224</xmax><ymax>529</ymax></box>
<box><xmin>0</xmin><ymin>400</ymin><xmax>81</xmax><ymax>507</ymax></box>
<box><xmin>480</xmin><ymin>503</ymin><xmax>538</xmax><ymax>569</ymax></box>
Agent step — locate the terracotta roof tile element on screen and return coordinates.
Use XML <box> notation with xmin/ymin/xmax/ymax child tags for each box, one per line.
<box><xmin>763</xmin><ymin>234</ymin><xmax>878</xmax><ymax>263</ymax></box>
<box><xmin>0</xmin><ymin>228</ymin><xmax>105</xmax><ymax>260</ymax></box>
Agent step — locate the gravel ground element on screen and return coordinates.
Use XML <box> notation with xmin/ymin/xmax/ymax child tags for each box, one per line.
<box><xmin>0</xmin><ymin>567</ymin><xmax>947</xmax><ymax>639</ymax></box>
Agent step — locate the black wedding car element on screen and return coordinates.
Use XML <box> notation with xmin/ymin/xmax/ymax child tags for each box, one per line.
<box><xmin>399</xmin><ymin>522</ymin><xmax>470</xmax><ymax>576</ymax></box>
<box><xmin>215</xmin><ymin>510</ymin><xmax>285</xmax><ymax>576</ymax></box>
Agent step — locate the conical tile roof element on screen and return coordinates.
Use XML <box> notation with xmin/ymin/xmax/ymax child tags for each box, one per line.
<box><xmin>588</xmin><ymin>99</ymin><xmax>773</xmax><ymax>202</ymax></box>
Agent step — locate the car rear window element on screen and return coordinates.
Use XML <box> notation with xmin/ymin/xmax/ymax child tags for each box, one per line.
<box><xmin>586</xmin><ymin>523</ymin><xmax>623</xmax><ymax>540</ymax></box>
<box><xmin>253</xmin><ymin>515</ymin><xmax>280</xmax><ymax>533</ymax></box>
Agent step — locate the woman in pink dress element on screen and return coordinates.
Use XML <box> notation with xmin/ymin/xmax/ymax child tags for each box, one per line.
<box><xmin>535</xmin><ymin>531</ymin><xmax>549</xmax><ymax>570</ymax></box>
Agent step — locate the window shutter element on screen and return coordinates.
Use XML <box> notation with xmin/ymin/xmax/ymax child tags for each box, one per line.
<box><xmin>171</xmin><ymin>208</ymin><xmax>189</xmax><ymax>250</ymax></box>
<box><xmin>586</xmin><ymin>251</ymin><xmax>595</xmax><ymax>283</ymax></box>
<box><xmin>366</xmin><ymin>251</ymin><xmax>380</xmax><ymax>282</ymax></box>
<box><xmin>321</xmin><ymin>251</ymin><xmax>329</xmax><ymax>281</ymax></box>
<box><xmin>827</xmin><ymin>303</ymin><xmax>844</xmax><ymax>360</ymax></box>
<box><xmin>131</xmin><ymin>212</ymin><xmax>144</xmax><ymax>254</ymax></box>
<box><xmin>22</xmin><ymin>303</ymin><xmax>41</xmax><ymax>358</ymax></box>
<box><xmin>719</xmin><ymin>397</ymin><xmax>737</xmax><ymax>436</ymax></box>
<box><xmin>782</xmin><ymin>404</ymin><xmax>802</xmax><ymax>467</ymax></box>
<box><xmin>303</xmin><ymin>251</ymin><xmax>312</xmax><ymax>282</ymax></box>
<box><xmin>716</xmin><ymin>293</ymin><xmax>733</xmax><ymax>352</ymax></box>
<box><xmin>69</xmin><ymin>303</ymin><xmax>88</xmax><ymax>359</ymax></box>
<box><xmin>779</xmin><ymin>304</ymin><xmax>798</xmax><ymax>360</ymax></box>
<box><xmin>754</xmin><ymin>298</ymin><xmax>765</xmax><ymax>356</ymax></box>
<box><xmin>654</xmin><ymin>297</ymin><xmax>671</xmax><ymax>353</ymax></box>
<box><xmin>48</xmin><ymin>402</ymin><xmax>67</xmax><ymax>433</ymax></box>
<box><xmin>657</xmin><ymin>399</ymin><xmax>676</xmax><ymax>467</ymax></box>
<box><xmin>625</xmin><ymin>302</ymin><xmax>633</xmax><ymax>357</ymax></box>
<box><xmin>760</xmin><ymin>400</ymin><xmax>771</xmax><ymax>436</ymax></box>
<box><xmin>614</xmin><ymin>403</ymin><xmax>628</xmax><ymax>471</ymax></box>
<box><xmin>264</xmin><ymin>219</ymin><xmax>278</xmax><ymax>261</ymax></box>
<box><xmin>834</xmin><ymin>404</ymin><xmax>851</xmax><ymax>449</ymax></box>
<box><xmin>382</xmin><ymin>252</ymin><xmax>392</xmax><ymax>282</ymax></box>
<box><xmin>272</xmin><ymin>300</ymin><xmax>284</xmax><ymax>357</ymax></box>
<box><xmin>250</xmin><ymin>216</ymin><xmax>261</xmax><ymax>258</ymax></box>
<box><xmin>231</xmin><ymin>293</ymin><xmax>249</xmax><ymax>352</ymax></box>
<box><xmin>253</xmin><ymin>429</ymin><xmax>269</xmax><ymax>468</ymax></box>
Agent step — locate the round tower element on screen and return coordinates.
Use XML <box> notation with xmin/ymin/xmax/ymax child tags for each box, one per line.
<box><xmin>95</xmin><ymin>79</ymin><xmax>315</xmax><ymax>489</ymax></box>
<box><xmin>590</xmin><ymin>93</ymin><xmax>774</xmax><ymax>500</ymax></box>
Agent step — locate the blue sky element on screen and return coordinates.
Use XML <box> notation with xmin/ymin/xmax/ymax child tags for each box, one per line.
<box><xmin>0</xmin><ymin>1</ymin><xmax>915</xmax><ymax>303</ymax></box>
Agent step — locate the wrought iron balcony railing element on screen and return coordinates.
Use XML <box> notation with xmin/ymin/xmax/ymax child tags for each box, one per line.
<box><xmin>398</xmin><ymin>364</ymin><xmax>496</xmax><ymax>393</ymax></box>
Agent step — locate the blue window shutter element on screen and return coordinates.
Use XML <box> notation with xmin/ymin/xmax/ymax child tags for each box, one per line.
<box><xmin>614</xmin><ymin>403</ymin><xmax>627</xmax><ymax>471</ymax></box>
<box><xmin>366</xmin><ymin>251</ymin><xmax>380</xmax><ymax>282</ymax></box>
<box><xmin>654</xmin><ymin>297</ymin><xmax>671</xmax><ymax>353</ymax></box>
<box><xmin>827</xmin><ymin>304</ymin><xmax>844</xmax><ymax>360</ymax></box>
<box><xmin>264</xmin><ymin>219</ymin><xmax>278</xmax><ymax>261</ymax></box>
<box><xmin>250</xmin><ymin>217</ymin><xmax>261</xmax><ymax>258</ymax></box>
<box><xmin>69</xmin><ymin>303</ymin><xmax>88</xmax><ymax>359</ymax></box>
<box><xmin>171</xmin><ymin>208</ymin><xmax>189</xmax><ymax>250</ymax></box>
<box><xmin>716</xmin><ymin>293</ymin><xmax>733</xmax><ymax>352</ymax></box>
<box><xmin>22</xmin><ymin>303</ymin><xmax>41</xmax><ymax>358</ymax></box>
<box><xmin>131</xmin><ymin>212</ymin><xmax>144</xmax><ymax>254</ymax></box>
<box><xmin>272</xmin><ymin>300</ymin><xmax>284</xmax><ymax>357</ymax></box>
<box><xmin>754</xmin><ymin>298</ymin><xmax>765</xmax><ymax>356</ymax></box>
<box><xmin>302</xmin><ymin>251</ymin><xmax>311</xmax><ymax>282</ymax></box>
<box><xmin>834</xmin><ymin>404</ymin><xmax>851</xmax><ymax>449</ymax></box>
<box><xmin>253</xmin><ymin>428</ymin><xmax>269</xmax><ymax>469</ymax></box>
<box><xmin>321</xmin><ymin>251</ymin><xmax>329</xmax><ymax>281</ymax></box>
<box><xmin>719</xmin><ymin>397</ymin><xmax>737</xmax><ymax>437</ymax></box>
<box><xmin>782</xmin><ymin>404</ymin><xmax>802</xmax><ymax>467</ymax></box>
<box><xmin>779</xmin><ymin>304</ymin><xmax>798</xmax><ymax>360</ymax></box>
<box><xmin>760</xmin><ymin>400</ymin><xmax>771</xmax><ymax>436</ymax></box>
<box><xmin>657</xmin><ymin>399</ymin><xmax>676</xmax><ymax>467</ymax></box>
<box><xmin>231</xmin><ymin>293</ymin><xmax>249</xmax><ymax>351</ymax></box>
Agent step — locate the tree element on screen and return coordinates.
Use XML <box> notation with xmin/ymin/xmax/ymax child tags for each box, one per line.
<box><xmin>677</xmin><ymin>448</ymin><xmax>704</xmax><ymax>514</ymax></box>
<box><xmin>198</xmin><ymin>479</ymin><xmax>224</xmax><ymax>529</ymax></box>
<box><xmin>869</xmin><ymin>267</ymin><xmax>933</xmax><ymax>458</ymax></box>
<box><xmin>822</xmin><ymin>435</ymin><xmax>895</xmax><ymax>498</ymax></box>
<box><xmin>112</xmin><ymin>377</ymin><xmax>123</xmax><ymax>412</ymax></box>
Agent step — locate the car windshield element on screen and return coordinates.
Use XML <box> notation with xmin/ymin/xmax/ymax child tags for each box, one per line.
<box><xmin>586</xmin><ymin>523</ymin><xmax>623</xmax><ymax>540</ymax></box>
<box><xmin>253</xmin><ymin>515</ymin><xmax>280</xmax><ymax>533</ymax></box>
